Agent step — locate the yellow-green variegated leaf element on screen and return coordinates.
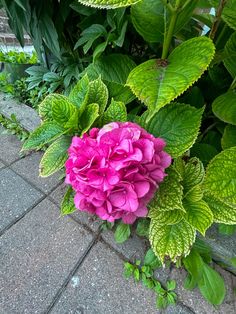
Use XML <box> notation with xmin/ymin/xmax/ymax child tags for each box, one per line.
<box><xmin>183</xmin><ymin>199</ymin><xmax>213</xmax><ymax>235</ymax></box>
<box><xmin>149</xmin><ymin>219</ymin><xmax>196</xmax><ymax>263</ymax></box>
<box><xmin>204</xmin><ymin>147</ymin><xmax>236</xmax><ymax>204</ymax></box>
<box><xmin>148</xmin><ymin>168</ymin><xmax>184</xmax><ymax>215</ymax></box>
<box><xmin>184</xmin><ymin>185</ymin><xmax>203</xmax><ymax>202</ymax></box>
<box><xmin>103</xmin><ymin>99</ymin><xmax>127</xmax><ymax>124</ymax></box>
<box><xmin>40</xmin><ymin>136</ymin><xmax>71</xmax><ymax>177</ymax></box>
<box><xmin>127</xmin><ymin>37</ymin><xmax>215</xmax><ymax>121</ymax></box>
<box><xmin>80</xmin><ymin>103</ymin><xmax>99</xmax><ymax>134</ymax></box>
<box><xmin>204</xmin><ymin>193</ymin><xmax>236</xmax><ymax>224</ymax></box>
<box><xmin>77</xmin><ymin>0</ymin><xmax>141</xmax><ymax>9</ymax></box>
<box><xmin>87</xmin><ymin>77</ymin><xmax>108</xmax><ymax>115</ymax></box>
<box><xmin>61</xmin><ymin>187</ymin><xmax>77</xmax><ymax>216</ymax></box>
<box><xmin>150</xmin><ymin>209</ymin><xmax>184</xmax><ymax>226</ymax></box>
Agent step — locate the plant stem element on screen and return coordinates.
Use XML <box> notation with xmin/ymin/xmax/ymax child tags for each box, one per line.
<box><xmin>161</xmin><ymin>0</ymin><xmax>174</xmax><ymax>13</ymax></box>
<box><xmin>209</xmin><ymin>0</ymin><xmax>227</xmax><ymax>41</ymax></box>
<box><xmin>229</xmin><ymin>77</ymin><xmax>236</xmax><ymax>90</ymax></box>
<box><xmin>161</xmin><ymin>0</ymin><xmax>182</xmax><ymax>59</ymax></box>
<box><xmin>215</xmin><ymin>23</ymin><xmax>227</xmax><ymax>47</ymax></box>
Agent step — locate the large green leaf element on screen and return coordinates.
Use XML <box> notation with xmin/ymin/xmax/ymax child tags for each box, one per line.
<box><xmin>103</xmin><ymin>99</ymin><xmax>127</xmax><ymax>123</ymax></box>
<box><xmin>148</xmin><ymin>168</ymin><xmax>184</xmax><ymax>215</ymax></box>
<box><xmin>131</xmin><ymin>0</ymin><xmax>198</xmax><ymax>43</ymax></box>
<box><xmin>39</xmin><ymin>136</ymin><xmax>71</xmax><ymax>177</ymax></box>
<box><xmin>79</xmin><ymin>103</ymin><xmax>100</xmax><ymax>134</ymax></box>
<box><xmin>69</xmin><ymin>74</ymin><xmax>90</xmax><ymax>110</ymax></box>
<box><xmin>51</xmin><ymin>95</ymin><xmax>77</xmax><ymax>126</ymax></box>
<box><xmin>223</xmin><ymin>32</ymin><xmax>236</xmax><ymax>78</ymax></box>
<box><xmin>127</xmin><ymin>37</ymin><xmax>215</xmax><ymax>120</ymax></box>
<box><xmin>87</xmin><ymin>77</ymin><xmax>109</xmax><ymax>115</ymax></box>
<box><xmin>183</xmin><ymin>199</ymin><xmax>213</xmax><ymax>235</ymax></box>
<box><xmin>198</xmin><ymin>264</ymin><xmax>226</xmax><ymax>305</ymax></box>
<box><xmin>141</xmin><ymin>103</ymin><xmax>203</xmax><ymax>158</ymax></box>
<box><xmin>85</xmin><ymin>54</ymin><xmax>136</xmax><ymax>104</ymax></box>
<box><xmin>204</xmin><ymin>193</ymin><xmax>236</xmax><ymax>224</ymax></box>
<box><xmin>149</xmin><ymin>219</ymin><xmax>196</xmax><ymax>263</ymax></box>
<box><xmin>221</xmin><ymin>125</ymin><xmax>236</xmax><ymax>149</ymax></box>
<box><xmin>61</xmin><ymin>187</ymin><xmax>77</xmax><ymax>216</ymax></box>
<box><xmin>22</xmin><ymin>122</ymin><xmax>65</xmax><ymax>151</ymax></box>
<box><xmin>183</xmin><ymin>249</ymin><xmax>204</xmax><ymax>289</ymax></box>
<box><xmin>222</xmin><ymin>0</ymin><xmax>236</xmax><ymax>31</ymax></box>
<box><xmin>77</xmin><ymin>0</ymin><xmax>141</xmax><ymax>9</ymax></box>
<box><xmin>204</xmin><ymin>147</ymin><xmax>236</xmax><ymax>204</ymax></box>
<box><xmin>212</xmin><ymin>91</ymin><xmax>236</xmax><ymax>125</ymax></box>
<box><xmin>38</xmin><ymin>94</ymin><xmax>59</xmax><ymax>122</ymax></box>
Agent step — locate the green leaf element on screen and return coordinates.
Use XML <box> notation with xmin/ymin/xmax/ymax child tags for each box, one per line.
<box><xmin>167</xmin><ymin>280</ymin><xmax>176</xmax><ymax>291</ymax></box>
<box><xmin>103</xmin><ymin>99</ymin><xmax>127</xmax><ymax>123</ymax></box>
<box><xmin>79</xmin><ymin>103</ymin><xmax>100</xmax><ymax>134</ymax></box>
<box><xmin>221</xmin><ymin>125</ymin><xmax>236</xmax><ymax>149</ymax></box>
<box><xmin>131</xmin><ymin>0</ymin><xmax>198</xmax><ymax>43</ymax></box>
<box><xmin>222</xmin><ymin>0</ymin><xmax>236</xmax><ymax>31</ymax></box>
<box><xmin>148</xmin><ymin>168</ymin><xmax>184</xmax><ymax>215</ymax></box>
<box><xmin>39</xmin><ymin>136</ymin><xmax>71</xmax><ymax>177</ymax></box>
<box><xmin>198</xmin><ymin>264</ymin><xmax>226</xmax><ymax>305</ymax></box>
<box><xmin>204</xmin><ymin>147</ymin><xmax>236</xmax><ymax>204</ymax></box>
<box><xmin>190</xmin><ymin>143</ymin><xmax>218</xmax><ymax>166</ymax></box>
<box><xmin>183</xmin><ymin>199</ymin><xmax>213</xmax><ymax>235</ymax></box>
<box><xmin>85</xmin><ymin>54</ymin><xmax>136</xmax><ymax>104</ymax></box>
<box><xmin>150</xmin><ymin>209</ymin><xmax>184</xmax><ymax>225</ymax></box>
<box><xmin>51</xmin><ymin>95</ymin><xmax>77</xmax><ymax>126</ymax></box>
<box><xmin>114</xmin><ymin>222</ymin><xmax>131</xmax><ymax>243</ymax></box>
<box><xmin>149</xmin><ymin>219</ymin><xmax>196</xmax><ymax>263</ymax></box>
<box><xmin>183</xmin><ymin>249</ymin><xmax>204</xmax><ymax>288</ymax></box>
<box><xmin>136</xmin><ymin>218</ymin><xmax>150</xmax><ymax>237</ymax></box>
<box><xmin>22</xmin><ymin>122</ymin><xmax>65</xmax><ymax>151</ymax></box>
<box><xmin>87</xmin><ymin>77</ymin><xmax>109</xmax><ymax>115</ymax></box>
<box><xmin>38</xmin><ymin>94</ymin><xmax>56</xmax><ymax>121</ymax></box>
<box><xmin>127</xmin><ymin>37</ymin><xmax>215</xmax><ymax>120</ymax></box>
<box><xmin>212</xmin><ymin>91</ymin><xmax>236</xmax><ymax>125</ymax></box>
<box><xmin>223</xmin><ymin>32</ymin><xmax>236</xmax><ymax>78</ymax></box>
<box><xmin>141</xmin><ymin>103</ymin><xmax>203</xmax><ymax>158</ymax></box>
<box><xmin>180</xmin><ymin>157</ymin><xmax>205</xmax><ymax>193</ymax></box>
<box><xmin>77</xmin><ymin>0</ymin><xmax>142</xmax><ymax>9</ymax></box>
<box><xmin>61</xmin><ymin>186</ymin><xmax>77</xmax><ymax>216</ymax></box>
<box><xmin>184</xmin><ymin>185</ymin><xmax>203</xmax><ymax>202</ymax></box>
<box><xmin>218</xmin><ymin>224</ymin><xmax>236</xmax><ymax>235</ymax></box>
<box><xmin>69</xmin><ymin>74</ymin><xmax>90</xmax><ymax>110</ymax></box>
<box><xmin>204</xmin><ymin>193</ymin><xmax>236</xmax><ymax>224</ymax></box>
<box><xmin>143</xmin><ymin>249</ymin><xmax>161</xmax><ymax>269</ymax></box>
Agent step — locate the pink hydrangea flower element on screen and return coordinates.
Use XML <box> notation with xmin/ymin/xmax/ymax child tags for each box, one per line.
<box><xmin>65</xmin><ymin>122</ymin><xmax>171</xmax><ymax>224</ymax></box>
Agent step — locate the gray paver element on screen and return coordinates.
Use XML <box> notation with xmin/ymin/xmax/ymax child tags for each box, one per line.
<box><xmin>169</xmin><ymin>266</ymin><xmax>236</xmax><ymax>314</ymax></box>
<box><xmin>50</xmin><ymin>183</ymin><xmax>102</xmax><ymax>232</ymax></box>
<box><xmin>51</xmin><ymin>241</ymin><xmax>159</xmax><ymax>314</ymax></box>
<box><xmin>0</xmin><ymin>198</ymin><xmax>94</xmax><ymax>314</ymax></box>
<box><xmin>164</xmin><ymin>304</ymin><xmax>194</xmax><ymax>314</ymax></box>
<box><xmin>0</xmin><ymin>160</ymin><xmax>5</xmax><ymax>169</ymax></box>
<box><xmin>11</xmin><ymin>152</ymin><xmax>62</xmax><ymax>194</ymax></box>
<box><xmin>0</xmin><ymin>92</ymin><xmax>41</xmax><ymax>131</ymax></box>
<box><xmin>101</xmin><ymin>229</ymin><xmax>149</xmax><ymax>261</ymax></box>
<box><xmin>0</xmin><ymin>168</ymin><xmax>43</xmax><ymax>233</ymax></box>
<box><xmin>0</xmin><ymin>132</ymin><xmax>22</xmax><ymax>164</ymax></box>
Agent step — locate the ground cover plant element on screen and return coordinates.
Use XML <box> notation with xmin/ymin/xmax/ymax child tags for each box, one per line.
<box><xmin>11</xmin><ymin>0</ymin><xmax>236</xmax><ymax>310</ymax></box>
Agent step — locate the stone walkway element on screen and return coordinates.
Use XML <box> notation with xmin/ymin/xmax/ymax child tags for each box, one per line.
<box><xmin>0</xmin><ymin>127</ymin><xmax>236</xmax><ymax>314</ymax></box>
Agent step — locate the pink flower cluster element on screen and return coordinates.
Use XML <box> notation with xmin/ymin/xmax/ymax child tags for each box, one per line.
<box><xmin>65</xmin><ymin>122</ymin><xmax>171</xmax><ymax>224</ymax></box>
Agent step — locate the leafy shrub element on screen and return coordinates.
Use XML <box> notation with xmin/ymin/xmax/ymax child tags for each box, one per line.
<box><xmin>0</xmin><ymin>50</ymin><xmax>38</xmax><ymax>64</ymax></box>
<box><xmin>20</xmin><ymin>0</ymin><xmax>236</xmax><ymax>310</ymax></box>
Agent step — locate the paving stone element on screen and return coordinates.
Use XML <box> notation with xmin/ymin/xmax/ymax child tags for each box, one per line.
<box><xmin>0</xmin><ymin>132</ymin><xmax>22</xmax><ymax>164</ymax></box>
<box><xmin>169</xmin><ymin>265</ymin><xmax>236</xmax><ymax>314</ymax></box>
<box><xmin>0</xmin><ymin>93</ymin><xmax>41</xmax><ymax>132</ymax></box>
<box><xmin>51</xmin><ymin>241</ymin><xmax>158</xmax><ymax>314</ymax></box>
<box><xmin>50</xmin><ymin>183</ymin><xmax>102</xmax><ymax>232</ymax></box>
<box><xmin>0</xmin><ymin>198</ymin><xmax>94</xmax><ymax>314</ymax></box>
<box><xmin>11</xmin><ymin>152</ymin><xmax>62</xmax><ymax>194</ymax></box>
<box><xmin>0</xmin><ymin>168</ymin><xmax>43</xmax><ymax>233</ymax></box>
<box><xmin>101</xmin><ymin>229</ymin><xmax>149</xmax><ymax>261</ymax></box>
<box><xmin>164</xmin><ymin>304</ymin><xmax>194</xmax><ymax>314</ymax></box>
<box><xmin>0</xmin><ymin>160</ymin><xmax>5</xmax><ymax>169</ymax></box>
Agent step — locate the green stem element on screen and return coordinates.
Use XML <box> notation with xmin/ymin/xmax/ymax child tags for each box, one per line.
<box><xmin>209</xmin><ymin>0</ymin><xmax>227</xmax><ymax>41</ymax></box>
<box><xmin>229</xmin><ymin>77</ymin><xmax>236</xmax><ymax>90</ymax></box>
<box><xmin>161</xmin><ymin>0</ymin><xmax>182</xmax><ymax>59</ymax></box>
